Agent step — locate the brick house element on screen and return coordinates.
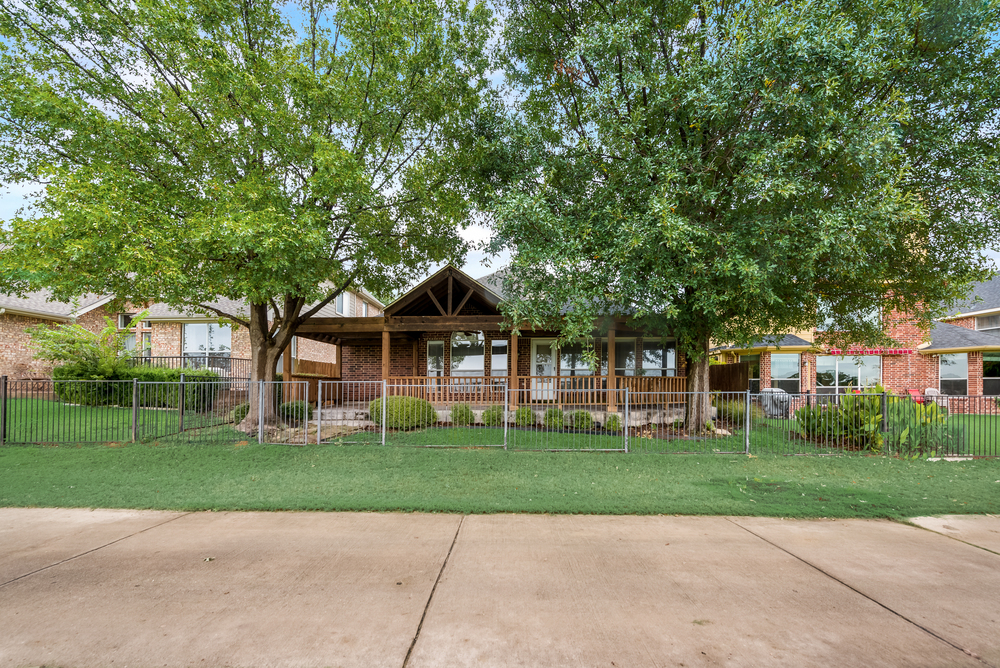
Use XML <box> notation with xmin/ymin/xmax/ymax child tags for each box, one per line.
<box><xmin>713</xmin><ymin>276</ymin><xmax>1000</xmax><ymax>397</ymax></box>
<box><xmin>0</xmin><ymin>288</ymin><xmax>383</xmax><ymax>379</ymax></box>
<box><xmin>294</xmin><ymin>265</ymin><xmax>686</xmax><ymax>409</ymax></box>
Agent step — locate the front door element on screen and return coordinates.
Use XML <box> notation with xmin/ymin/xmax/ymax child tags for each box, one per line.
<box><xmin>531</xmin><ymin>339</ymin><xmax>556</xmax><ymax>401</ymax></box>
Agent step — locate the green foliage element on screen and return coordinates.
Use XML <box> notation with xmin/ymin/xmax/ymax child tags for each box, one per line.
<box><xmin>481</xmin><ymin>405</ymin><xmax>506</xmax><ymax>427</ymax></box>
<box><xmin>571</xmin><ymin>410</ymin><xmax>594</xmax><ymax>430</ymax></box>
<box><xmin>884</xmin><ymin>399</ymin><xmax>965</xmax><ymax>456</ymax></box>
<box><xmin>28</xmin><ymin>310</ymin><xmax>150</xmax><ymax>378</ymax></box>
<box><xmin>794</xmin><ymin>390</ymin><xmax>884</xmax><ymax>452</ymax></box>
<box><xmin>278</xmin><ymin>401</ymin><xmax>313</xmax><ymax>424</ymax></box>
<box><xmin>491</xmin><ymin>0</ymin><xmax>1000</xmax><ymax>391</ymax></box>
<box><xmin>604</xmin><ymin>414</ymin><xmax>622</xmax><ymax>432</ymax></box>
<box><xmin>450</xmin><ymin>403</ymin><xmax>476</xmax><ymax>426</ymax></box>
<box><xmin>0</xmin><ymin>0</ymin><xmax>497</xmax><ymax>383</ymax></box>
<box><xmin>369</xmin><ymin>396</ymin><xmax>438</xmax><ymax>430</ymax></box>
<box><xmin>514</xmin><ymin>406</ymin><xmax>537</xmax><ymax>427</ymax></box>
<box><xmin>715</xmin><ymin>399</ymin><xmax>763</xmax><ymax>426</ymax></box>
<box><xmin>51</xmin><ymin>364</ymin><xmax>220</xmax><ymax>410</ymax></box>
<box><xmin>543</xmin><ymin>408</ymin><xmax>565</xmax><ymax>429</ymax></box>
<box><xmin>230</xmin><ymin>403</ymin><xmax>251</xmax><ymax>425</ymax></box>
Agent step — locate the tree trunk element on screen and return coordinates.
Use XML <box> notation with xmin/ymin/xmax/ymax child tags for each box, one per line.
<box><xmin>685</xmin><ymin>335</ymin><xmax>712</xmax><ymax>433</ymax></box>
<box><xmin>236</xmin><ymin>303</ymin><xmax>293</xmax><ymax>434</ymax></box>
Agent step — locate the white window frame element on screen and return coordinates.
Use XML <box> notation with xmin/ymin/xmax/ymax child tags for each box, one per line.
<box><xmin>815</xmin><ymin>355</ymin><xmax>882</xmax><ymax>394</ymax></box>
<box><xmin>939</xmin><ymin>353</ymin><xmax>969</xmax><ymax>396</ymax></box>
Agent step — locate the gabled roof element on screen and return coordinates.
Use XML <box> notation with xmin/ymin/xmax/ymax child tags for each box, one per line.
<box><xmin>0</xmin><ymin>290</ymin><xmax>114</xmax><ymax>322</ymax></box>
<box><xmin>944</xmin><ymin>276</ymin><xmax>1000</xmax><ymax>318</ymax></box>
<box><xmin>712</xmin><ymin>334</ymin><xmax>814</xmax><ymax>355</ymax></box>
<box><xmin>921</xmin><ymin>320</ymin><xmax>1000</xmax><ymax>354</ymax></box>
<box><xmin>385</xmin><ymin>265</ymin><xmax>502</xmax><ymax>317</ymax></box>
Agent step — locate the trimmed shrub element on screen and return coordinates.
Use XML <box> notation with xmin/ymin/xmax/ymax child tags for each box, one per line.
<box><xmin>450</xmin><ymin>403</ymin><xmax>475</xmax><ymax>426</ymax></box>
<box><xmin>230</xmin><ymin>402</ymin><xmax>250</xmax><ymax>424</ymax></box>
<box><xmin>543</xmin><ymin>408</ymin><xmax>565</xmax><ymax>429</ymax></box>
<box><xmin>604</xmin><ymin>414</ymin><xmax>622</xmax><ymax>432</ymax></box>
<box><xmin>279</xmin><ymin>400</ymin><xmax>313</xmax><ymax>423</ymax></box>
<box><xmin>571</xmin><ymin>410</ymin><xmax>594</xmax><ymax>430</ymax></box>
<box><xmin>369</xmin><ymin>396</ymin><xmax>437</xmax><ymax>430</ymax></box>
<box><xmin>514</xmin><ymin>406</ymin><xmax>536</xmax><ymax>427</ymax></box>
<box><xmin>52</xmin><ymin>363</ymin><xmax>220</xmax><ymax>410</ymax></box>
<box><xmin>481</xmin><ymin>405</ymin><xmax>505</xmax><ymax>427</ymax></box>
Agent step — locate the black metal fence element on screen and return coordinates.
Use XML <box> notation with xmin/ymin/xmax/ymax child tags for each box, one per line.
<box><xmin>2</xmin><ymin>377</ymin><xmax>998</xmax><ymax>456</ymax></box>
<box><xmin>128</xmin><ymin>355</ymin><xmax>252</xmax><ymax>380</ymax></box>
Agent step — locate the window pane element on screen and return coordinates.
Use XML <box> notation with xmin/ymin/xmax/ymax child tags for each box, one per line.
<box><xmin>560</xmin><ymin>343</ymin><xmax>593</xmax><ymax>376</ymax></box>
<box><xmin>816</xmin><ymin>356</ymin><xmax>836</xmax><ymax>387</ymax></box>
<box><xmin>491</xmin><ymin>340</ymin><xmax>508</xmax><ymax>376</ymax></box>
<box><xmin>772</xmin><ymin>378</ymin><xmax>800</xmax><ymax>394</ymax></box>
<box><xmin>206</xmin><ymin>324</ymin><xmax>231</xmax><ymax>353</ymax></box>
<box><xmin>837</xmin><ymin>358</ymin><xmax>859</xmax><ymax>389</ymax></box>
<box><xmin>615</xmin><ymin>341</ymin><xmax>635</xmax><ymax>375</ymax></box>
<box><xmin>141</xmin><ymin>332</ymin><xmax>152</xmax><ymax>358</ymax></box>
<box><xmin>858</xmin><ymin>356</ymin><xmax>881</xmax><ymax>387</ymax></box>
<box><xmin>984</xmin><ymin>353</ymin><xmax>1000</xmax><ymax>379</ymax></box>
<box><xmin>336</xmin><ymin>293</ymin><xmax>345</xmax><ymax>314</ymax></box>
<box><xmin>124</xmin><ymin>333</ymin><xmax>137</xmax><ymax>352</ymax></box>
<box><xmin>941</xmin><ymin>379</ymin><xmax>968</xmax><ymax>396</ymax></box>
<box><xmin>770</xmin><ymin>354</ymin><xmax>799</xmax><ymax>380</ymax></box>
<box><xmin>976</xmin><ymin>314</ymin><xmax>1000</xmax><ymax>331</ymax></box>
<box><xmin>740</xmin><ymin>354</ymin><xmax>760</xmax><ymax>380</ymax></box>
<box><xmin>183</xmin><ymin>324</ymin><xmax>208</xmax><ymax>353</ymax></box>
<box><xmin>427</xmin><ymin>341</ymin><xmax>444</xmax><ymax>376</ymax></box>
<box><xmin>940</xmin><ymin>353</ymin><xmax>968</xmax><ymax>380</ymax></box>
<box><xmin>451</xmin><ymin>332</ymin><xmax>484</xmax><ymax>376</ymax></box>
<box><xmin>642</xmin><ymin>341</ymin><xmax>676</xmax><ymax>376</ymax></box>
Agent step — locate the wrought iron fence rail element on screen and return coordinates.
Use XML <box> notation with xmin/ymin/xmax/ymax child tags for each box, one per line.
<box><xmin>1</xmin><ymin>376</ymin><xmax>998</xmax><ymax>456</ymax></box>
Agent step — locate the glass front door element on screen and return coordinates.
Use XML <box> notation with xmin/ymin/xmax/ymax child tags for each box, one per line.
<box><xmin>531</xmin><ymin>339</ymin><xmax>556</xmax><ymax>400</ymax></box>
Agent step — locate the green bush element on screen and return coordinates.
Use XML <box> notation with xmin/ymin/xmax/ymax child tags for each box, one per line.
<box><xmin>450</xmin><ymin>403</ymin><xmax>476</xmax><ymax>426</ymax></box>
<box><xmin>884</xmin><ymin>398</ymin><xmax>965</xmax><ymax>456</ymax></box>
<box><xmin>604</xmin><ymin>414</ymin><xmax>622</xmax><ymax>432</ymax></box>
<box><xmin>481</xmin><ymin>405</ymin><xmax>506</xmax><ymax>426</ymax></box>
<box><xmin>230</xmin><ymin>402</ymin><xmax>250</xmax><ymax>424</ymax></box>
<box><xmin>571</xmin><ymin>410</ymin><xmax>594</xmax><ymax>430</ymax></box>
<box><xmin>514</xmin><ymin>406</ymin><xmax>536</xmax><ymax>427</ymax></box>
<box><xmin>52</xmin><ymin>363</ymin><xmax>220</xmax><ymax>410</ymax></box>
<box><xmin>543</xmin><ymin>408</ymin><xmax>565</xmax><ymax>429</ymax></box>
<box><xmin>794</xmin><ymin>389</ymin><xmax>884</xmax><ymax>451</ymax></box>
<box><xmin>279</xmin><ymin>400</ymin><xmax>313</xmax><ymax>423</ymax></box>
<box><xmin>369</xmin><ymin>396</ymin><xmax>437</xmax><ymax>430</ymax></box>
<box><xmin>715</xmin><ymin>398</ymin><xmax>764</xmax><ymax>425</ymax></box>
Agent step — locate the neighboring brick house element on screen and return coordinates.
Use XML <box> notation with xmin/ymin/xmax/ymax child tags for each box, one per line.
<box><xmin>0</xmin><ymin>291</ymin><xmax>115</xmax><ymax>379</ymax></box>
<box><xmin>713</xmin><ymin>276</ymin><xmax>1000</xmax><ymax>397</ymax></box>
<box><xmin>0</xmin><ymin>288</ymin><xmax>383</xmax><ymax>379</ymax></box>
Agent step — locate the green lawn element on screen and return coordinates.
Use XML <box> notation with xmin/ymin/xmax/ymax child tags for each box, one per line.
<box><xmin>2</xmin><ymin>441</ymin><xmax>998</xmax><ymax>518</ymax></box>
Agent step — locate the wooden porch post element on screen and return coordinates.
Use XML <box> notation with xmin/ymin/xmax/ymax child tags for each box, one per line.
<box><xmin>607</xmin><ymin>328</ymin><xmax>617</xmax><ymax>412</ymax></box>
<box><xmin>510</xmin><ymin>332</ymin><xmax>518</xmax><ymax>410</ymax></box>
<box><xmin>412</xmin><ymin>340</ymin><xmax>419</xmax><ymax>376</ymax></box>
<box><xmin>382</xmin><ymin>330</ymin><xmax>390</xmax><ymax>382</ymax></box>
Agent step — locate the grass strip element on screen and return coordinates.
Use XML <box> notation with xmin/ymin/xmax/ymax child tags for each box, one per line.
<box><xmin>2</xmin><ymin>442</ymin><xmax>998</xmax><ymax>518</ymax></box>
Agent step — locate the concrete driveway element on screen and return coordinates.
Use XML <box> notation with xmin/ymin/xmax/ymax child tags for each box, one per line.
<box><xmin>0</xmin><ymin>509</ymin><xmax>997</xmax><ymax>668</ymax></box>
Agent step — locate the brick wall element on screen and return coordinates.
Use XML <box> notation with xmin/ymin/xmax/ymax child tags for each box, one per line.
<box><xmin>0</xmin><ymin>307</ymin><xmax>112</xmax><ymax>379</ymax></box>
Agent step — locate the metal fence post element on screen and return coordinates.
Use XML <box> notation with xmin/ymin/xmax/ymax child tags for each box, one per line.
<box><xmin>0</xmin><ymin>375</ymin><xmax>7</xmax><ymax>446</ymax></box>
<box><xmin>317</xmin><ymin>381</ymin><xmax>323</xmax><ymax>445</ymax></box>
<box><xmin>178</xmin><ymin>373</ymin><xmax>185</xmax><ymax>433</ymax></box>
<box><xmin>258</xmin><ymin>380</ymin><xmax>265</xmax><ymax>445</ymax></box>
<box><xmin>381</xmin><ymin>380</ymin><xmax>387</xmax><ymax>446</ymax></box>
<box><xmin>131</xmin><ymin>378</ymin><xmax>139</xmax><ymax>442</ymax></box>
<box><xmin>503</xmin><ymin>387</ymin><xmax>509</xmax><ymax>450</ymax></box>
<box><xmin>624</xmin><ymin>388</ymin><xmax>630</xmax><ymax>453</ymax></box>
<box><xmin>880</xmin><ymin>391</ymin><xmax>887</xmax><ymax>434</ymax></box>
<box><xmin>744</xmin><ymin>389</ymin><xmax>751</xmax><ymax>455</ymax></box>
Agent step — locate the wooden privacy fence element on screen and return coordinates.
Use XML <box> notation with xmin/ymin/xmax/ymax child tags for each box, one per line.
<box><xmin>710</xmin><ymin>362</ymin><xmax>749</xmax><ymax>393</ymax></box>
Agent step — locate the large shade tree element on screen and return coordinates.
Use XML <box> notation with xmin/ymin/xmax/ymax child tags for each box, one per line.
<box><xmin>490</xmin><ymin>0</ymin><xmax>1000</xmax><ymax>428</ymax></box>
<box><xmin>0</xmin><ymin>0</ymin><xmax>496</xmax><ymax>428</ymax></box>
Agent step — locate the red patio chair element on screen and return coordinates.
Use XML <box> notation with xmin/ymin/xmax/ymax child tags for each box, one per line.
<box><xmin>906</xmin><ymin>389</ymin><xmax>924</xmax><ymax>404</ymax></box>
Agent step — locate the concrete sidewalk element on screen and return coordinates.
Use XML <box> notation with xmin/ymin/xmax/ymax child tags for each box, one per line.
<box><xmin>0</xmin><ymin>510</ymin><xmax>997</xmax><ymax>667</ymax></box>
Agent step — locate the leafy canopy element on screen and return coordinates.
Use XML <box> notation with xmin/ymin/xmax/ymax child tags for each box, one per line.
<box><xmin>490</xmin><ymin>0</ymin><xmax>1000</xmax><ymax>357</ymax></box>
<box><xmin>0</xmin><ymin>0</ymin><xmax>496</xmax><ymax>372</ymax></box>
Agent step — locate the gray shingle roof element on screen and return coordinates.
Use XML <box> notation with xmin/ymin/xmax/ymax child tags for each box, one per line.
<box><xmin>713</xmin><ymin>334</ymin><xmax>813</xmax><ymax>352</ymax></box>
<box><xmin>0</xmin><ymin>290</ymin><xmax>110</xmax><ymax>320</ymax></box>
<box><xmin>476</xmin><ymin>268</ymin><xmax>508</xmax><ymax>301</ymax></box>
<box><xmin>948</xmin><ymin>276</ymin><xmax>1000</xmax><ymax>316</ymax></box>
<box><xmin>925</xmin><ymin>320</ymin><xmax>1000</xmax><ymax>351</ymax></box>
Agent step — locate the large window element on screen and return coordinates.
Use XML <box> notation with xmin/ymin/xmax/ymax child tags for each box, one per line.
<box><xmin>741</xmin><ymin>354</ymin><xmax>760</xmax><ymax>393</ymax></box>
<box><xmin>816</xmin><ymin>355</ymin><xmax>881</xmax><ymax>394</ymax></box>
<box><xmin>182</xmin><ymin>323</ymin><xmax>231</xmax><ymax>357</ymax></box>
<box><xmin>426</xmin><ymin>341</ymin><xmax>444</xmax><ymax>376</ymax></box>
<box><xmin>335</xmin><ymin>293</ymin><xmax>345</xmax><ymax>315</ymax></box>
<box><xmin>641</xmin><ymin>341</ymin><xmax>676</xmax><ymax>376</ymax></box>
<box><xmin>560</xmin><ymin>342</ymin><xmax>593</xmax><ymax>376</ymax></box>
<box><xmin>599</xmin><ymin>339</ymin><xmax>636</xmax><ymax>376</ymax></box>
<box><xmin>976</xmin><ymin>314</ymin><xmax>1000</xmax><ymax>333</ymax></box>
<box><xmin>770</xmin><ymin>354</ymin><xmax>800</xmax><ymax>394</ymax></box>
<box><xmin>940</xmin><ymin>353</ymin><xmax>968</xmax><ymax>396</ymax></box>
<box><xmin>491</xmin><ymin>340</ymin><xmax>508</xmax><ymax>376</ymax></box>
<box><xmin>984</xmin><ymin>353</ymin><xmax>1000</xmax><ymax>396</ymax></box>
<box><xmin>451</xmin><ymin>332</ymin><xmax>484</xmax><ymax>376</ymax></box>
<box><xmin>119</xmin><ymin>313</ymin><xmax>152</xmax><ymax>357</ymax></box>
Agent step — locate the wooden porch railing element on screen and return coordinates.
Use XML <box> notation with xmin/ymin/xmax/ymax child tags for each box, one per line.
<box><xmin>511</xmin><ymin>375</ymin><xmax>688</xmax><ymax>408</ymax></box>
<box><xmin>388</xmin><ymin>376</ymin><xmax>509</xmax><ymax>405</ymax></box>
